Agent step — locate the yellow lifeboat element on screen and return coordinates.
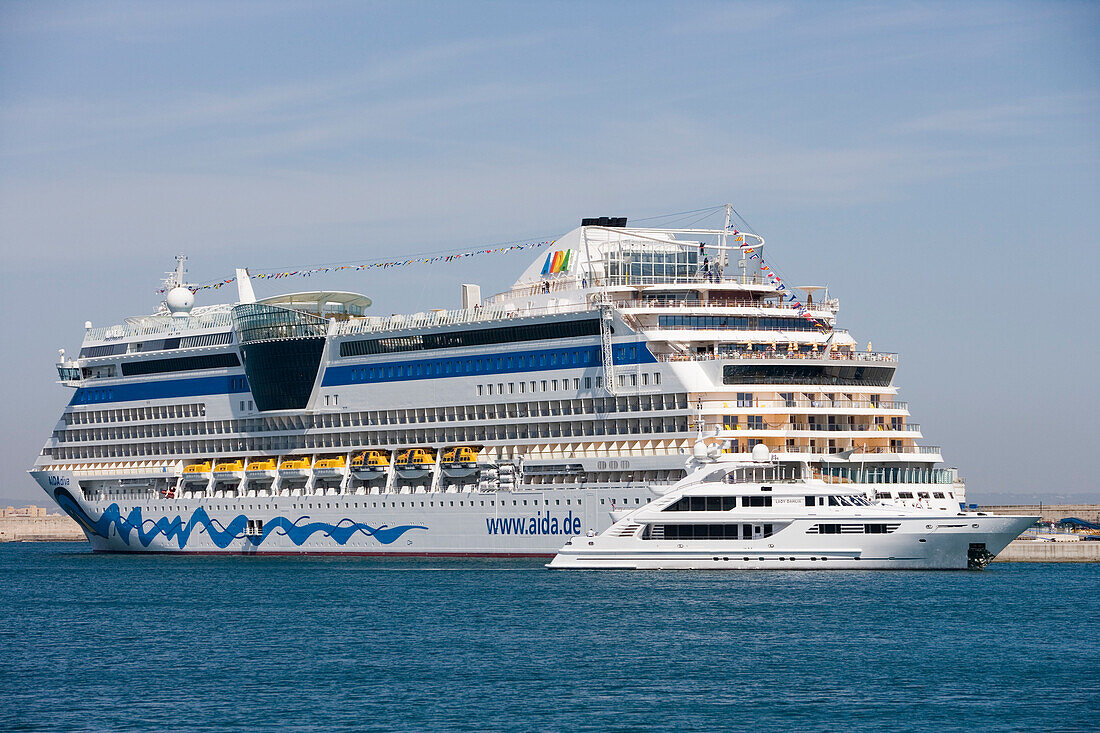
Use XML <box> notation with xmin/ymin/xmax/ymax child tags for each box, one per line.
<box><xmin>278</xmin><ymin>456</ymin><xmax>312</xmax><ymax>479</ymax></box>
<box><xmin>394</xmin><ymin>448</ymin><xmax>435</xmax><ymax>477</ymax></box>
<box><xmin>351</xmin><ymin>450</ymin><xmax>390</xmax><ymax>469</ymax></box>
<box><xmin>182</xmin><ymin>461</ymin><xmax>211</xmax><ymax>483</ymax></box>
<box><xmin>213</xmin><ymin>460</ymin><xmax>244</xmax><ymax>473</ymax></box>
<box><xmin>313</xmin><ymin>455</ymin><xmax>347</xmax><ymax>477</ymax></box>
<box><xmin>246</xmin><ymin>458</ymin><xmax>277</xmax><ymax>472</ymax></box>
<box><xmin>395</xmin><ymin>448</ymin><xmax>434</xmax><ymax>467</ymax></box>
<box><xmin>441</xmin><ymin>446</ymin><xmax>480</xmax><ymax>477</ymax></box>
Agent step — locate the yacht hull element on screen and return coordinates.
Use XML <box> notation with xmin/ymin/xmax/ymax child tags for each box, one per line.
<box><xmin>548</xmin><ymin>515</ymin><xmax>1036</xmax><ymax>570</ymax></box>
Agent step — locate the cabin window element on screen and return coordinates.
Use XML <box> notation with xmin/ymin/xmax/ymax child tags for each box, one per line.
<box><xmin>805</xmin><ymin>496</ymin><xmax>816</xmax><ymax>506</ymax></box>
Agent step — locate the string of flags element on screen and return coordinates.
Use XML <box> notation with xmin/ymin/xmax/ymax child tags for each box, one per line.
<box><xmin>735</xmin><ymin>234</ymin><xmax>830</xmax><ymax>334</ymax></box>
<box><xmin>159</xmin><ymin>238</ymin><xmax>556</xmax><ymax>294</ymax></box>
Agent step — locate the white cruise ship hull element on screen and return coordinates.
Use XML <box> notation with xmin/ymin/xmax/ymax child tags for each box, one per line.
<box><xmin>34</xmin><ymin>470</ymin><xmax>645</xmax><ymax>555</ymax></box>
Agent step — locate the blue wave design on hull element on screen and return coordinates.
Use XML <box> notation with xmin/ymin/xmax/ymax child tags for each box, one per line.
<box><xmin>53</xmin><ymin>488</ymin><xmax>426</xmax><ymax>550</ymax></box>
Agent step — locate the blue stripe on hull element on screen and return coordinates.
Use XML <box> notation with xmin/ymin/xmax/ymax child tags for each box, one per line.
<box><xmin>321</xmin><ymin>343</ymin><xmax>655</xmax><ymax>387</ymax></box>
<box><xmin>70</xmin><ymin>374</ymin><xmax>250</xmax><ymax>405</ymax></box>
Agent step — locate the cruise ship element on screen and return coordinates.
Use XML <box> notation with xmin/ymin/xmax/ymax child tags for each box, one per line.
<box><xmin>30</xmin><ymin>208</ymin><xmax>971</xmax><ymax>555</ymax></box>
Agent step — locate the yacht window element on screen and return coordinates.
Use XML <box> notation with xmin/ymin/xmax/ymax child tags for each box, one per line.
<box><xmin>837</xmin><ymin>496</ymin><xmax>853</xmax><ymax>506</ymax></box>
<box><xmin>805</xmin><ymin>496</ymin><xmax>816</xmax><ymax>507</ymax></box>
<box><xmin>933</xmin><ymin>492</ymin><xmax>945</xmax><ymax>499</ymax></box>
<box><xmin>828</xmin><ymin>496</ymin><xmax>839</xmax><ymax>506</ymax></box>
<box><xmin>742</xmin><ymin>496</ymin><xmax>772</xmax><ymax>508</ymax></box>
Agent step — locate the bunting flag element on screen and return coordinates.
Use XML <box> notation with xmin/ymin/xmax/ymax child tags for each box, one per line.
<box><xmin>158</xmin><ymin>238</ymin><xmax>556</xmax><ymax>294</ymax></box>
<box><xmin>738</xmin><ymin>240</ymin><xmax>830</xmax><ymax>333</ymax></box>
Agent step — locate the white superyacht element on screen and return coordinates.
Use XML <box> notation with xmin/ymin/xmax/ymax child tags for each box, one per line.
<box><xmin>31</xmin><ymin>207</ymin><xmax>998</xmax><ymax>555</ymax></box>
<box><xmin>549</xmin><ymin>445</ymin><xmax>1035</xmax><ymax>570</ymax></box>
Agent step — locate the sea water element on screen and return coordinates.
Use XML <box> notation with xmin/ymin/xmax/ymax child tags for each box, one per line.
<box><xmin>1</xmin><ymin>543</ymin><xmax>1096</xmax><ymax>732</ymax></box>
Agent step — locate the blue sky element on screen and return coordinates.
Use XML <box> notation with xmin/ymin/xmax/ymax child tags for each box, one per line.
<box><xmin>1</xmin><ymin>1</ymin><xmax>1097</xmax><ymax>504</ymax></box>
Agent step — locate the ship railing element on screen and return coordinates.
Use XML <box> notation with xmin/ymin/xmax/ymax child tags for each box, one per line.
<box><xmin>724</xmin><ymin>423</ymin><xmax>921</xmax><ymax>433</ymax></box>
<box><xmin>723</xmin><ymin>400</ymin><xmax>908</xmax><ymax>410</ymax></box>
<box><xmin>83</xmin><ymin>311</ymin><xmax>234</xmax><ymax>343</ymax></box>
<box><xmin>778</xmin><ymin>445</ymin><xmax>941</xmax><ymax>455</ymax></box>
<box><xmin>332</xmin><ymin>301</ymin><xmax>594</xmax><ymax>336</ymax></box>
<box><xmin>658</xmin><ymin>350</ymin><xmax>898</xmax><ymax>363</ymax></box>
<box><xmin>616</xmin><ymin>298</ymin><xmax>836</xmax><ymax>313</ymax></box>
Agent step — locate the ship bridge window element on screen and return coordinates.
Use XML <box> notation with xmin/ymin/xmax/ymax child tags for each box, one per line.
<box><xmin>664</xmin><ymin>496</ymin><xmax>738</xmax><ymax>512</ymax></box>
<box><xmin>122</xmin><ymin>353</ymin><xmax>241</xmax><ymax>376</ymax></box>
<box><xmin>723</xmin><ymin>364</ymin><xmax>894</xmax><ymax>387</ymax></box>
<box><xmin>340</xmin><ymin>318</ymin><xmax>601</xmax><ymax>357</ymax></box>
<box><xmin>742</xmin><ymin>496</ymin><xmax>772</xmax><ymax>508</ymax></box>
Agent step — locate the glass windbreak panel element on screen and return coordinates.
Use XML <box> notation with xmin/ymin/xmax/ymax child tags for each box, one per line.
<box><xmin>233</xmin><ymin>304</ymin><xmax>328</xmax><ymax>411</ymax></box>
<box><xmin>822</xmin><ymin>465</ymin><xmax>956</xmax><ymax>484</ymax></box>
<box><xmin>234</xmin><ymin>304</ymin><xmax>327</xmax><ymax>343</ymax></box>
<box><xmin>658</xmin><ymin>315</ymin><xmax>816</xmax><ymax>332</ymax></box>
<box><xmin>604</xmin><ymin>244</ymin><xmax>699</xmax><ymax>284</ymax></box>
<box><xmin>340</xmin><ymin>318</ymin><xmax>601</xmax><ymax>357</ymax></box>
<box><xmin>723</xmin><ymin>364</ymin><xmax>895</xmax><ymax>387</ymax></box>
<box><xmin>721</xmin><ymin>465</ymin><xmax>802</xmax><ymax>484</ymax></box>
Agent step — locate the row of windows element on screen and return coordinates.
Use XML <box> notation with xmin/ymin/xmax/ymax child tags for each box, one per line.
<box><xmin>62</xmin><ymin>393</ymin><xmax>688</xmax><ymax>435</ymax></box>
<box><xmin>723</xmin><ymin>364</ymin><xmax>895</xmax><ymax>387</ymax></box>
<box><xmin>340</xmin><ymin>319</ymin><xmax>602</xmax><ymax>357</ymax></box>
<box><xmin>79</xmin><ymin>332</ymin><xmax>235</xmax><ymax>359</ymax></box>
<box><xmin>476</xmin><ymin>372</ymin><xmax>662</xmax><ymax>396</ymax></box>
<box><xmin>658</xmin><ymin>315</ymin><xmax>818</xmax><ymax>331</ymax></box>
<box><xmin>49</xmin><ymin>418</ymin><xmax>692</xmax><ymax>460</ymax></box>
<box><xmin>650</xmin><ymin>523</ymin><xmax>777</xmax><ymax>540</ymax></box>
<box><xmin>809</xmin><ymin>523</ymin><xmax>899</xmax><ymax>534</ymax></box>
<box><xmin>64</xmin><ymin>403</ymin><xmax>207</xmax><ymax>425</ymax></box>
<box><xmin>664</xmin><ymin>495</ymin><xmax>773</xmax><ymax>512</ymax></box>
<box><xmin>121</xmin><ymin>352</ymin><xmax>241</xmax><ymax>377</ymax></box>
<box><xmin>329</xmin><ymin>343</ymin><xmax>650</xmax><ymax>386</ymax></box>
<box><xmin>876</xmin><ymin>491</ymin><xmax>951</xmax><ymax>500</ymax></box>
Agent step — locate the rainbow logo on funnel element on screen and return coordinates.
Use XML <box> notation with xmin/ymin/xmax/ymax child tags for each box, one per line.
<box><xmin>541</xmin><ymin>249</ymin><xmax>574</xmax><ymax>275</ymax></box>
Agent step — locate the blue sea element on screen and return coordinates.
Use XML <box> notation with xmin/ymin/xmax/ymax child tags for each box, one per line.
<box><xmin>2</xmin><ymin>544</ymin><xmax>1097</xmax><ymax>732</ymax></box>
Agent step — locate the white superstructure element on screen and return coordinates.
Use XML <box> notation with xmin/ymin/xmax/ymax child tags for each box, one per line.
<box><xmin>31</xmin><ymin>211</ymin><xmax>976</xmax><ymax>555</ymax></box>
<box><xmin>549</xmin><ymin>446</ymin><xmax>1034</xmax><ymax>570</ymax></box>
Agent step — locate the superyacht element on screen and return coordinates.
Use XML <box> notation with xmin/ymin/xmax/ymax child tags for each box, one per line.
<box><xmin>31</xmin><ymin>207</ymin><xmax>976</xmax><ymax>554</ymax></box>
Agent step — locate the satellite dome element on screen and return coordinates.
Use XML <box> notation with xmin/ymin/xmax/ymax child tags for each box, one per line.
<box><xmin>166</xmin><ymin>286</ymin><xmax>194</xmax><ymax>317</ymax></box>
<box><xmin>751</xmin><ymin>443</ymin><xmax>771</xmax><ymax>463</ymax></box>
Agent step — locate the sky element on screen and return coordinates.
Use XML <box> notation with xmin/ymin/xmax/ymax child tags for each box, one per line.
<box><xmin>1</xmin><ymin>0</ymin><xmax>1097</xmax><ymax>505</ymax></box>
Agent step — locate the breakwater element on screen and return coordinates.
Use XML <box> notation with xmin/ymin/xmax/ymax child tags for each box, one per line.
<box><xmin>0</xmin><ymin>506</ymin><xmax>84</xmax><ymax>542</ymax></box>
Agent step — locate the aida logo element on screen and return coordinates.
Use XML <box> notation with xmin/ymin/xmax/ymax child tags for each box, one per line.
<box><xmin>541</xmin><ymin>249</ymin><xmax>574</xmax><ymax>275</ymax></box>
